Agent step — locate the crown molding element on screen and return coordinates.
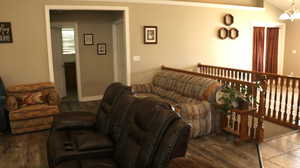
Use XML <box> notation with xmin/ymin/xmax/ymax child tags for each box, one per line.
<box><xmin>66</xmin><ymin>0</ymin><xmax>265</xmax><ymax>11</ymax></box>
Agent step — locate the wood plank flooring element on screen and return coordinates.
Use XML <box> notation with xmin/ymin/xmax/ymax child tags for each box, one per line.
<box><xmin>0</xmin><ymin>98</ymin><xmax>299</xmax><ymax>168</ymax></box>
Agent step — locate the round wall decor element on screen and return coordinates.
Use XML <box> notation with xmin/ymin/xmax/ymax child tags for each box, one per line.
<box><xmin>229</xmin><ymin>28</ymin><xmax>239</xmax><ymax>39</ymax></box>
<box><xmin>224</xmin><ymin>14</ymin><xmax>234</xmax><ymax>26</ymax></box>
<box><xmin>218</xmin><ymin>27</ymin><xmax>228</xmax><ymax>40</ymax></box>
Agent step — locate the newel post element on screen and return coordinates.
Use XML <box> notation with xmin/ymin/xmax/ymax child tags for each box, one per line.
<box><xmin>256</xmin><ymin>75</ymin><xmax>267</xmax><ymax>143</ymax></box>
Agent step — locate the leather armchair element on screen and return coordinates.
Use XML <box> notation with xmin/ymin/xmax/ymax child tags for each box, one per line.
<box><xmin>51</xmin><ymin>82</ymin><xmax>131</xmax><ymax>131</ymax></box>
<box><xmin>49</xmin><ymin>97</ymin><xmax>191</xmax><ymax>168</ymax></box>
<box><xmin>47</xmin><ymin>83</ymin><xmax>133</xmax><ymax>168</ymax></box>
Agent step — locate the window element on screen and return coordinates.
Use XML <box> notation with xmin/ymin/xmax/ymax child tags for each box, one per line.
<box><xmin>61</xmin><ymin>28</ymin><xmax>75</xmax><ymax>54</ymax></box>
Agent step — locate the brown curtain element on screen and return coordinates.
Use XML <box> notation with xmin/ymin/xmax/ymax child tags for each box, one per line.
<box><xmin>265</xmin><ymin>27</ymin><xmax>279</xmax><ymax>74</ymax></box>
<box><xmin>252</xmin><ymin>27</ymin><xmax>265</xmax><ymax>72</ymax></box>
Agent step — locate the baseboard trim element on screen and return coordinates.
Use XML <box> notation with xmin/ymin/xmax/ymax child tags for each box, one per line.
<box><xmin>80</xmin><ymin>95</ymin><xmax>103</xmax><ymax>102</ymax></box>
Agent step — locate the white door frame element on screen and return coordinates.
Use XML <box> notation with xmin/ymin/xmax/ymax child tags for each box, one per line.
<box><xmin>112</xmin><ymin>19</ymin><xmax>123</xmax><ymax>82</ymax></box>
<box><xmin>45</xmin><ymin>5</ymin><xmax>131</xmax><ymax>101</ymax></box>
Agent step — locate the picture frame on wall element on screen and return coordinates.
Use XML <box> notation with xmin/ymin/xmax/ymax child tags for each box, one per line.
<box><xmin>97</xmin><ymin>43</ymin><xmax>107</xmax><ymax>55</ymax></box>
<box><xmin>144</xmin><ymin>26</ymin><xmax>158</xmax><ymax>44</ymax></box>
<box><xmin>0</xmin><ymin>22</ymin><xmax>13</xmax><ymax>43</ymax></box>
<box><xmin>84</xmin><ymin>33</ymin><xmax>94</xmax><ymax>45</ymax></box>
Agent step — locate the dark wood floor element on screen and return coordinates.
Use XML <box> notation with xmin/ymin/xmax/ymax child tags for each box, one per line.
<box><xmin>0</xmin><ymin>98</ymin><xmax>299</xmax><ymax>168</ymax></box>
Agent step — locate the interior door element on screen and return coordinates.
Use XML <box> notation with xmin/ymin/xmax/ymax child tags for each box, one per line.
<box><xmin>114</xmin><ymin>20</ymin><xmax>127</xmax><ymax>84</ymax></box>
<box><xmin>51</xmin><ymin>26</ymin><xmax>67</xmax><ymax>97</ymax></box>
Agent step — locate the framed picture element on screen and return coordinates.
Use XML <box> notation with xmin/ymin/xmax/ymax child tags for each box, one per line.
<box><xmin>144</xmin><ymin>26</ymin><xmax>158</xmax><ymax>44</ymax></box>
<box><xmin>218</xmin><ymin>27</ymin><xmax>228</xmax><ymax>40</ymax></box>
<box><xmin>0</xmin><ymin>22</ymin><xmax>13</xmax><ymax>43</ymax></box>
<box><xmin>223</xmin><ymin>14</ymin><xmax>234</xmax><ymax>26</ymax></box>
<box><xmin>84</xmin><ymin>34</ymin><xmax>94</xmax><ymax>45</ymax></box>
<box><xmin>97</xmin><ymin>43</ymin><xmax>107</xmax><ymax>55</ymax></box>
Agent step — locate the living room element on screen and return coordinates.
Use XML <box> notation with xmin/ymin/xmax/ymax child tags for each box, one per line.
<box><xmin>1</xmin><ymin>0</ymin><xmax>300</xmax><ymax>168</ymax></box>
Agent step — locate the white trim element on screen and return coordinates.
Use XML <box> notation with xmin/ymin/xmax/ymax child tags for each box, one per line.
<box><xmin>45</xmin><ymin>5</ymin><xmax>131</xmax><ymax>102</ymax></box>
<box><xmin>80</xmin><ymin>95</ymin><xmax>103</xmax><ymax>102</ymax></box>
<box><xmin>68</xmin><ymin>0</ymin><xmax>264</xmax><ymax>11</ymax></box>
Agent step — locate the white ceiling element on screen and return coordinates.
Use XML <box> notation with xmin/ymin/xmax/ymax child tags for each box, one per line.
<box><xmin>266</xmin><ymin>0</ymin><xmax>299</xmax><ymax>11</ymax></box>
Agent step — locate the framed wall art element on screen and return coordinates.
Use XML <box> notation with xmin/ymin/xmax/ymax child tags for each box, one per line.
<box><xmin>84</xmin><ymin>33</ymin><xmax>94</xmax><ymax>45</ymax></box>
<box><xmin>97</xmin><ymin>43</ymin><xmax>107</xmax><ymax>55</ymax></box>
<box><xmin>218</xmin><ymin>27</ymin><xmax>228</xmax><ymax>40</ymax></box>
<box><xmin>223</xmin><ymin>14</ymin><xmax>234</xmax><ymax>26</ymax></box>
<box><xmin>0</xmin><ymin>22</ymin><xmax>13</xmax><ymax>43</ymax></box>
<box><xmin>144</xmin><ymin>26</ymin><xmax>158</xmax><ymax>44</ymax></box>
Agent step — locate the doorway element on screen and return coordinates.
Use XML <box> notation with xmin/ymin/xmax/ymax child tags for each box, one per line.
<box><xmin>50</xmin><ymin>23</ymin><xmax>79</xmax><ymax>100</ymax></box>
<box><xmin>45</xmin><ymin>6</ymin><xmax>131</xmax><ymax>102</ymax></box>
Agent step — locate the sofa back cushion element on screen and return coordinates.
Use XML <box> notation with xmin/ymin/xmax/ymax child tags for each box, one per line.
<box><xmin>114</xmin><ymin>97</ymin><xmax>179</xmax><ymax>168</ymax></box>
<box><xmin>152</xmin><ymin>70</ymin><xmax>220</xmax><ymax>102</ymax></box>
<box><xmin>95</xmin><ymin>83</ymin><xmax>132</xmax><ymax>134</ymax></box>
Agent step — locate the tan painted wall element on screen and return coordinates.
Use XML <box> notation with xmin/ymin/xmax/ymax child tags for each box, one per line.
<box><xmin>0</xmin><ymin>0</ymin><xmax>282</xmax><ymax>93</ymax></box>
<box><xmin>284</xmin><ymin>20</ymin><xmax>300</xmax><ymax>77</ymax></box>
<box><xmin>51</xmin><ymin>13</ymin><xmax>118</xmax><ymax>96</ymax></box>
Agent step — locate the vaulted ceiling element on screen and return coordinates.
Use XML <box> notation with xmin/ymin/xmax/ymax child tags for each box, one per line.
<box><xmin>265</xmin><ymin>0</ymin><xmax>297</xmax><ymax>11</ymax></box>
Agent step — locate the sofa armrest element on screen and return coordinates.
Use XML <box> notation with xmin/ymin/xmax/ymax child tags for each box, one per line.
<box><xmin>131</xmin><ymin>83</ymin><xmax>153</xmax><ymax>94</ymax></box>
<box><xmin>176</xmin><ymin>101</ymin><xmax>213</xmax><ymax>138</ymax></box>
<box><xmin>52</xmin><ymin>112</ymin><xmax>96</xmax><ymax>131</ymax></box>
<box><xmin>6</xmin><ymin>95</ymin><xmax>18</xmax><ymax>111</ymax></box>
<box><xmin>47</xmin><ymin>89</ymin><xmax>60</xmax><ymax>105</ymax></box>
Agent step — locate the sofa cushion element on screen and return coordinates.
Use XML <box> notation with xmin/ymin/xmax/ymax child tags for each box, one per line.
<box><xmin>152</xmin><ymin>70</ymin><xmax>220</xmax><ymax>102</ymax></box>
<box><xmin>114</xmin><ymin>98</ymin><xmax>180</xmax><ymax>168</ymax></box>
<box><xmin>9</xmin><ymin>104</ymin><xmax>59</xmax><ymax>120</ymax></box>
<box><xmin>74</xmin><ymin>131</ymin><xmax>114</xmax><ymax>151</ymax></box>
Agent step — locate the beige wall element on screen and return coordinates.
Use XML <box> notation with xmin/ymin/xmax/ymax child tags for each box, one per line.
<box><xmin>284</xmin><ymin>20</ymin><xmax>300</xmax><ymax>77</ymax></box>
<box><xmin>51</xmin><ymin>13</ymin><xmax>119</xmax><ymax>96</ymax></box>
<box><xmin>0</xmin><ymin>0</ymin><xmax>282</xmax><ymax>93</ymax></box>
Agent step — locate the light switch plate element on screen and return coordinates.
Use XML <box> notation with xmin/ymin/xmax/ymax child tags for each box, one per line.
<box><xmin>133</xmin><ymin>56</ymin><xmax>141</xmax><ymax>62</ymax></box>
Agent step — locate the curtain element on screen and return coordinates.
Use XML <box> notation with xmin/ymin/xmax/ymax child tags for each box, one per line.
<box><xmin>252</xmin><ymin>27</ymin><xmax>265</xmax><ymax>72</ymax></box>
<box><xmin>265</xmin><ymin>27</ymin><xmax>279</xmax><ymax>74</ymax></box>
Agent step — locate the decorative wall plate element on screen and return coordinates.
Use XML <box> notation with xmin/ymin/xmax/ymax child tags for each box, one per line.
<box><xmin>224</xmin><ymin>14</ymin><xmax>234</xmax><ymax>26</ymax></box>
<box><xmin>218</xmin><ymin>27</ymin><xmax>228</xmax><ymax>40</ymax></box>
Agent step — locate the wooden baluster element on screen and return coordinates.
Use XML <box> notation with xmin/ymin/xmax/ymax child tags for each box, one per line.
<box><xmin>284</xmin><ymin>78</ymin><xmax>290</xmax><ymax>122</ymax></box>
<box><xmin>229</xmin><ymin>111</ymin><xmax>234</xmax><ymax>128</ymax></box>
<box><xmin>272</xmin><ymin>78</ymin><xmax>278</xmax><ymax>119</ymax></box>
<box><xmin>267</xmin><ymin>79</ymin><xmax>273</xmax><ymax>118</ymax></box>
<box><xmin>278</xmin><ymin>77</ymin><xmax>284</xmax><ymax>121</ymax></box>
<box><xmin>240</xmin><ymin>110</ymin><xmax>249</xmax><ymax>141</ymax></box>
<box><xmin>250</xmin><ymin>108</ymin><xmax>255</xmax><ymax>140</ymax></box>
<box><xmin>234</xmin><ymin>112</ymin><xmax>239</xmax><ymax>131</ymax></box>
<box><xmin>296</xmin><ymin>80</ymin><xmax>300</xmax><ymax>126</ymax></box>
<box><xmin>290</xmin><ymin>79</ymin><xmax>296</xmax><ymax>123</ymax></box>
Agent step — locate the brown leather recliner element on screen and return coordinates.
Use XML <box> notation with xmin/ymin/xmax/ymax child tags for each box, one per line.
<box><xmin>47</xmin><ymin>83</ymin><xmax>133</xmax><ymax>168</ymax></box>
<box><xmin>50</xmin><ymin>97</ymin><xmax>191</xmax><ymax>168</ymax></box>
<box><xmin>51</xmin><ymin>82</ymin><xmax>131</xmax><ymax>131</ymax></box>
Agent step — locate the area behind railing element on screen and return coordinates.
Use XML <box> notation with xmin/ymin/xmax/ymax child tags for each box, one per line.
<box><xmin>197</xmin><ymin>63</ymin><xmax>300</xmax><ymax>129</ymax></box>
<box><xmin>162</xmin><ymin>66</ymin><xmax>266</xmax><ymax>142</ymax></box>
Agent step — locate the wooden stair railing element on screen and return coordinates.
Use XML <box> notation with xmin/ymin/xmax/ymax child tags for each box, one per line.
<box><xmin>161</xmin><ymin>65</ymin><xmax>266</xmax><ymax>142</ymax></box>
<box><xmin>197</xmin><ymin>63</ymin><xmax>300</xmax><ymax>129</ymax></box>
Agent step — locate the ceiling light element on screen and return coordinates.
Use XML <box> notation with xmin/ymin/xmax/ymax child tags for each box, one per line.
<box><xmin>279</xmin><ymin>0</ymin><xmax>300</xmax><ymax>21</ymax></box>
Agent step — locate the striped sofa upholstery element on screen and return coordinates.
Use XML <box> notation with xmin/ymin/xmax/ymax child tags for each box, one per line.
<box><xmin>132</xmin><ymin>70</ymin><xmax>221</xmax><ymax>138</ymax></box>
<box><xmin>6</xmin><ymin>82</ymin><xmax>60</xmax><ymax>134</ymax></box>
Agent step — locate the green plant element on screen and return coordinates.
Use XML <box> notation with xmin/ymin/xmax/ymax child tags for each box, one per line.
<box><xmin>216</xmin><ymin>82</ymin><xmax>262</xmax><ymax>115</ymax></box>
